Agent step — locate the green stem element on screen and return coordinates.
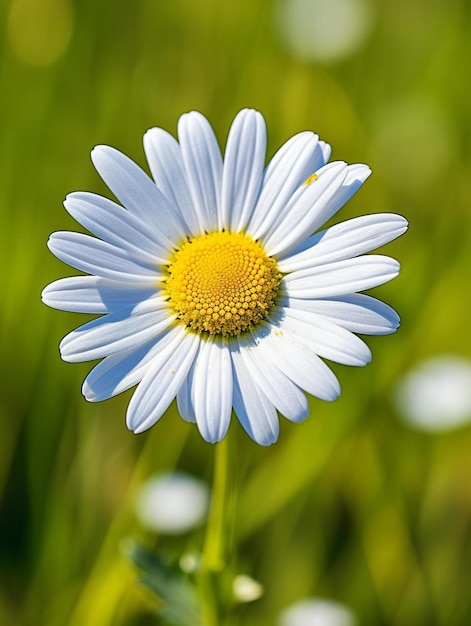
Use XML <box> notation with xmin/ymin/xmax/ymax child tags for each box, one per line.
<box><xmin>203</xmin><ymin>435</ymin><xmax>230</xmax><ymax>571</ymax></box>
<box><xmin>198</xmin><ymin>570</ymin><xmax>219</xmax><ymax>626</ymax></box>
<box><xmin>198</xmin><ymin>435</ymin><xmax>232</xmax><ymax>626</ymax></box>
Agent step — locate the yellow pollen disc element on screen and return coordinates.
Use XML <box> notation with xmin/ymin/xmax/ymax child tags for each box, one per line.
<box><xmin>166</xmin><ymin>231</ymin><xmax>281</xmax><ymax>336</ymax></box>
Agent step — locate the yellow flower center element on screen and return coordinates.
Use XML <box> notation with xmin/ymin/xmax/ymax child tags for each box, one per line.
<box><xmin>166</xmin><ymin>231</ymin><xmax>281</xmax><ymax>336</ymax></box>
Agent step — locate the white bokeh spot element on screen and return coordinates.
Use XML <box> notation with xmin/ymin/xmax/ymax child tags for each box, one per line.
<box><xmin>276</xmin><ymin>0</ymin><xmax>375</xmax><ymax>63</ymax></box>
<box><xmin>395</xmin><ymin>355</ymin><xmax>471</xmax><ymax>432</ymax></box>
<box><xmin>232</xmin><ymin>574</ymin><xmax>264</xmax><ymax>603</ymax></box>
<box><xmin>278</xmin><ymin>597</ymin><xmax>356</xmax><ymax>626</ymax></box>
<box><xmin>135</xmin><ymin>471</ymin><xmax>210</xmax><ymax>534</ymax></box>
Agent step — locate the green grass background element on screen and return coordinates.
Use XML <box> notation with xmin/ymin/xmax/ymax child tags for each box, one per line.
<box><xmin>1</xmin><ymin>0</ymin><xmax>471</xmax><ymax>624</ymax></box>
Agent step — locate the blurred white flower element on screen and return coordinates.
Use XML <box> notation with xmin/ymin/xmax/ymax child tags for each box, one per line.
<box><xmin>276</xmin><ymin>0</ymin><xmax>375</xmax><ymax>63</ymax></box>
<box><xmin>232</xmin><ymin>574</ymin><xmax>264</xmax><ymax>603</ymax></box>
<box><xmin>278</xmin><ymin>597</ymin><xmax>356</xmax><ymax>626</ymax></box>
<box><xmin>135</xmin><ymin>471</ymin><xmax>210</xmax><ymax>534</ymax></box>
<box><xmin>395</xmin><ymin>356</ymin><xmax>471</xmax><ymax>432</ymax></box>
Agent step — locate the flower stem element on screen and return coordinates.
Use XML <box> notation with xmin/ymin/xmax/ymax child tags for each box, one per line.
<box><xmin>203</xmin><ymin>435</ymin><xmax>230</xmax><ymax>571</ymax></box>
<box><xmin>198</xmin><ymin>434</ymin><xmax>232</xmax><ymax>625</ymax></box>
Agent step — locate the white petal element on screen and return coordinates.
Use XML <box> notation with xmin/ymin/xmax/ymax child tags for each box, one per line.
<box><xmin>263</xmin><ymin>161</ymin><xmax>348</xmax><ymax>255</ymax></box>
<box><xmin>60</xmin><ymin>298</ymin><xmax>174</xmax><ymax>362</ymax></box>
<box><xmin>177</xmin><ymin>111</ymin><xmax>223</xmax><ymax>232</ymax></box>
<box><xmin>190</xmin><ymin>338</ymin><xmax>233</xmax><ymax>443</ymax></box>
<box><xmin>143</xmin><ymin>127</ymin><xmax>201</xmax><ymax>234</ymax></box>
<box><xmin>47</xmin><ymin>231</ymin><xmax>160</xmax><ymax>283</ymax></box>
<box><xmin>278</xmin><ymin>213</ymin><xmax>408</xmax><ymax>272</ymax></box>
<box><xmin>91</xmin><ymin>145</ymin><xmax>186</xmax><ymax>246</ymax></box>
<box><xmin>284</xmin><ymin>293</ymin><xmax>400</xmax><ymax>335</ymax></box>
<box><xmin>176</xmin><ymin>375</ymin><xmax>197</xmax><ymax>423</ymax></box>
<box><xmin>231</xmin><ymin>342</ymin><xmax>279</xmax><ymax>445</ymax></box>
<box><xmin>284</xmin><ymin>255</ymin><xmax>400</xmax><ymax>298</ymax></box>
<box><xmin>83</xmin><ymin>330</ymin><xmax>178</xmax><ymax>401</ymax></box>
<box><xmin>127</xmin><ymin>329</ymin><xmax>199</xmax><ymax>433</ymax></box>
<box><xmin>255</xmin><ymin>322</ymin><xmax>341</xmax><ymax>400</ymax></box>
<box><xmin>64</xmin><ymin>192</ymin><xmax>169</xmax><ymax>265</ymax></box>
<box><xmin>275</xmin><ymin>307</ymin><xmax>372</xmax><ymax>366</ymax></box>
<box><xmin>220</xmin><ymin>109</ymin><xmax>267</xmax><ymax>232</ymax></box>
<box><xmin>41</xmin><ymin>276</ymin><xmax>157</xmax><ymax>314</ymax></box>
<box><xmin>319</xmin><ymin>140</ymin><xmax>332</xmax><ymax>163</ymax></box>
<box><xmin>238</xmin><ymin>334</ymin><xmax>309</xmax><ymax>422</ymax></box>
<box><xmin>248</xmin><ymin>131</ymin><xmax>326</xmax><ymax>240</ymax></box>
<box><xmin>312</xmin><ymin>162</ymin><xmax>372</xmax><ymax>228</ymax></box>
<box><xmin>266</xmin><ymin>163</ymin><xmax>370</xmax><ymax>257</ymax></box>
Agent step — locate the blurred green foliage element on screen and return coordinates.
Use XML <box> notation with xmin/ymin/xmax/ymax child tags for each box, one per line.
<box><xmin>1</xmin><ymin>0</ymin><xmax>471</xmax><ymax>624</ymax></box>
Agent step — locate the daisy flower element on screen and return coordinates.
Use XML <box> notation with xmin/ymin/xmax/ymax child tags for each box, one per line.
<box><xmin>42</xmin><ymin>109</ymin><xmax>407</xmax><ymax>445</ymax></box>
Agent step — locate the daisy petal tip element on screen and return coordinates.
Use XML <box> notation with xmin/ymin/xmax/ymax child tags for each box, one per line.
<box><xmin>126</xmin><ymin>414</ymin><xmax>148</xmax><ymax>435</ymax></box>
<box><xmin>199</xmin><ymin>422</ymin><xmax>230</xmax><ymax>445</ymax></box>
<box><xmin>90</xmin><ymin>144</ymin><xmax>116</xmax><ymax>169</ymax></box>
<box><xmin>132</xmin><ymin>425</ymin><xmax>147</xmax><ymax>435</ymax></box>
<box><xmin>233</xmin><ymin>107</ymin><xmax>250</xmax><ymax>119</ymax></box>
<box><xmin>58</xmin><ymin>344</ymin><xmax>73</xmax><ymax>363</ymax></box>
<box><xmin>62</xmin><ymin>195</ymin><xmax>73</xmax><ymax>209</ymax></box>
<box><xmin>179</xmin><ymin>110</ymin><xmax>206</xmax><ymax>127</ymax></box>
<box><xmin>143</xmin><ymin>126</ymin><xmax>161</xmax><ymax>144</ymax></box>
<box><xmin>236</xmin><ymin>107</ymin><xmax>263</xmax><ymax>128</ymax></box>
<box><xmin>40</xmin><ymin>287</ymin><xmax>59</xmax><ymax>309</ymax></box>
<box><xmin>344</xmin><ymin>163</ymin><xmax>372</xmax><ymax>185</ymax></box>
<box><xmin>143</xmin><ymin>126</ymin><xmax>156</xmax><ymax>137</ymax></box>
<box><xmin>126</xmin><ymin>397</ymin><xmax>165</xmax><ymax>434</ymax></box>
<box><xmin>81</xmin><ymin>383</ymin><xmax>98</xmax><ymax>403</ymax></box>
<box><xmin>319</xmin><ymin>140</ymin><xmax>332</xmax><ymax>161</ymax></box>
<box><xmin>323</xmin><ymin>160</ymin><xmax>347</xmax><ymax>172</ymax></box>
<box><xmin>385</xmin><ymin>312</ymin><xmax>401</xmax><ymax>334</ymax></box>
<box><xmin>256</xmin><ymin>430</ymin><xmax>279</xmax><ymax>447</ymax></box>
<box><xmin>90</xmin><ymin>144</ymin><xmax>104</xmax><ymax>159</ymax></box>
<box><xmin>241</xmin><ymin>107</ymin><xmax>262</xmax><ymax>120</ymax></box>
<box><xmin>290</xmin><ymin>407</ymin><xmax>310</xmax><ymax>424</ymax></box>
<box><xmin>63</xmin><ymin>191</ymin><xmax>89</xmax><ymax>209</ymax></box>
<box><xmin>46</xmin><ymin>231</ymin><xmax>57</xmax><ymax>247</ymax></box>
<box><xmin>203</xmin><ymin>432</ymin><xmax>224</xmax><ymax>445</ymax></box>
<box><xmin>40</xmin><ymin>283</ymin><xmax>51</xmax><ymax>302</ymax></box>
<box><xmin>325</xmin><ymin>381</ymin><xmax>342</xmax><ymax>402</ymax></box>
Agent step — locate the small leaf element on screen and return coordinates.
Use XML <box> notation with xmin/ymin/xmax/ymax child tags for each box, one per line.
<box><xmin>124</xmin><ymin>540</ymin><xmax>203</xmax><ymax>626</ymax></box>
